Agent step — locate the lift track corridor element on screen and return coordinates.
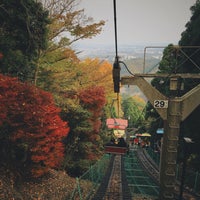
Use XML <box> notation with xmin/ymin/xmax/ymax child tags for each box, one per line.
<box><xmin>124</xmin><ymin>147</ymin><xmax>159</xmax><ymax>199</ymax></box>
<box><xmin>91</xmin><ymin>147</ymin><xmax>199</xmax><ymax>200</ymax></box>
<box><xmin>91</xmin><ymin>147</ymin><xmax>160</xmax><ymax>200</ymax></box>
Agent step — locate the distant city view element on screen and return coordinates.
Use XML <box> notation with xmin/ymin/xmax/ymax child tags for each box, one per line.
<box><xmin>76</xmin><ymin>43</ymin><xmax>168</xmax><ymax>99</ymax></box>
<box><xmin>76</xmin><ymin>43</ymin><xmax>166</xmax><ymax>62</ymax></box>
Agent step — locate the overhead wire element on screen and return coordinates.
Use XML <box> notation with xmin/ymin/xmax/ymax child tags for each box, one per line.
<box><xmin>113</xmin><ymin>0</ymin><xmax>118</xmax><ymax>62</ymax></box>
<box><xmin>113</xmin><ymin>0</ymin><xmax>135</xmax><ymax>78</ymax></box>
<box><xmin>113</xmin><ymin>0</ymin><xmax>136</xmax><ymax>118</ymax></box>
<box><xmin>113</xmin><ymin>0</ymin><xmax>120</xmax><ymax>117</ymax></box>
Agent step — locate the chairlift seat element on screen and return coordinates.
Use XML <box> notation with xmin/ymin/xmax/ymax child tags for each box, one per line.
<box><xmin>105</xmin><ymin>145</ymin><xmax>127</xmax><ymax>155</ymax></box>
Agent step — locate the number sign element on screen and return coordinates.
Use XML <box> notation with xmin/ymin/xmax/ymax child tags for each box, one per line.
<box><xmin>154</xmin><ymin>100</ymin><xmax>168</xmax><ymax>108</ymax></box>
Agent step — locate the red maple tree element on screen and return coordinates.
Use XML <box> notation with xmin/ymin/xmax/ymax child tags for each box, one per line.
<box><xmin>78</xmin><ymin>86</ymin><xmax>106</xmax><ymax>160</ymax></box>
<box><xmin>0</xmin><ymin>74</ymin><xmax>69</xmax><ymax>177</ymax></box>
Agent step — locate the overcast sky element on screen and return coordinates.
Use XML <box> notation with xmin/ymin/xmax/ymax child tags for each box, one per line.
<box><xmin>77</xmin><ymin>0</ymin><xmax>196</xmax><ymax>46</ymax></box>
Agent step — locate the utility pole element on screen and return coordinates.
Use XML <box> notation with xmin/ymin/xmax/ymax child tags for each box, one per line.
<box><xmin>121</xmin><ymin>74</ymin><xmax>200</xmax><ymax>200</ymax></box>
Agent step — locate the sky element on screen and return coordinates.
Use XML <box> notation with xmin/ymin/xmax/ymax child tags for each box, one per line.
<box><xmin>77</xmin><ymin>0</ymin><xmax>197</xmax><ymax>46</ymax></box>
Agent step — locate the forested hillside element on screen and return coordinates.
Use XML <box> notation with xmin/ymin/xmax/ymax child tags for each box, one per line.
<box><xmin>0</xmin><ymin>1</ymin><xmax>115</xmax><ymax>198</ymax></box>
<box><xmin>0</xmin><ymin>0</ymin><xmax>200</xmax><ymax>199</ymax></box>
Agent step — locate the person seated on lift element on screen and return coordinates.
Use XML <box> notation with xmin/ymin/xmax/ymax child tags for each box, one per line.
<box><xmin>118</xmin><ymin>137</ymin><xmax>127</xmax><ymax>147</ymax></box>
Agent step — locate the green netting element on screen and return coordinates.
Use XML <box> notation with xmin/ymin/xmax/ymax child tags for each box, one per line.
<box><xmin>70</xmin><ymin>154</ymin><xmax>111</xmax><ymax>200</ymax></box>
<box><xmin>124</xmin><ymin>148</ymin><xmax>159</xmax><ymax>198</ymax></box>
<box><xmin>185</xmin><ymin>170</ymin><xmax>200</xmax><ymax>193</ymax></box>
<box><xmin>176</xmin><ymin>165</ymin><xmax>200</xmax><ymax>194</ymax></box>
<box><xmin>146</xmin><ymin>147</ymin><xmax>160</xmax><ymax>166</ymax></box>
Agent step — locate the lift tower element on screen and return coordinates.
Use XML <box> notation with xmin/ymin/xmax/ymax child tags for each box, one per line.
<box><xmin>120</xmin><ymin>73</ymin><xmax>200</xmax><ymax>200</ymax></box>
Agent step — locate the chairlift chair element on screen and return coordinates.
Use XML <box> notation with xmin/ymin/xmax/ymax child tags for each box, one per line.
<box><xmin>105</xmin><ymin>118</ymin><xmax>128</xmax><ymax>155</ymax></box>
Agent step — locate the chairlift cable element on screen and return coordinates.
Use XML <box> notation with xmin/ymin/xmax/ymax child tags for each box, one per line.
<box><xmin>113</xmin><ymin>0</ymin><xmax>120</xmax><ymax>116</ymax></box>
<box><xmin>117</xmin><ymin>93</ymin><xmax>119</xmax><ymax>118</ymax></box>
<box><xmin>113</xmin><ymin>0</ymin><xmax>118</xmax><ymax>62</ymax></box>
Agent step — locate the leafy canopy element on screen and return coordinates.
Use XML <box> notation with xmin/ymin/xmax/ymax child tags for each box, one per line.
<box><xmin>0</xmin><ymin>0</ymin><xmax>49</xmax><ymax>80</ymax></box>
<box><xmin>0</xmin><ymin>74</ymin><xmax>69</xmax><ymax>177</ymax></box>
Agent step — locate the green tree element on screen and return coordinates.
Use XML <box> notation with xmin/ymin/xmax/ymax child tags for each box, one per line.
<box><xmin>34</xmin><ymin>0</ymin><xmax>105</xmax><ymax>85</ymax></box>
<box><xmin>42</xmin><ymin>0</ymin><xmax>105</xmax><ymax>47</ymax></box>
<box><xmin>178</xmin><ymin>0</ymin><xmax>200</xmax><ymax>169</ymax></box>
<box><xmin>146</xmin><ymin>0</ymin><xmax>200</xmax><ymax>169</ymax></box>
<box><xmin>61</xmin><ymin>105</ymin><xmax>92</xmax><ymax>176</ymax></box>
<box><xmin>122</xmin><ymin>96</ymin><xmax>145</xmax><ymax>128</ymax></box>
<box><xmin>178</xmin><ymin>0</ymin><xmax>200</xmax><ymax>91</ymax></box>
<box><xmin>0</xmin><ymin>0</ymin><xmax>49</xmax><ymax>81</ymax></box>
<box><xmin>62</xmin><ymin>86</ymin><xmax>106</xmax><ymax>176</ymax></box>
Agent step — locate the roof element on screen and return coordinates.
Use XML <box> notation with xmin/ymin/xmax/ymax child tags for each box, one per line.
<box><xmin>106</xmin><ymin>118</ymin><xmax>128</xmax><ymax>130</ymax></box>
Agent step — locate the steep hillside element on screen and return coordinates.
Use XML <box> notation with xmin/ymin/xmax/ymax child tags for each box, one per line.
<box><xmin>0</xmin><ymin>167</ymin><xmax>79</xmax><ymax>200</ymax></box>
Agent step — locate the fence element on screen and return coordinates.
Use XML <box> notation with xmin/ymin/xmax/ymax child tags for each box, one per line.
<box><xmin>145</xmin><ymin>147</ymin><xmax>160</xmax><ymax>166</ymax></box>
<box><xmin>69</xmin><ymin>154</ymin><xmax>111</xmax><ymax>200</ymax></box>
<box><xmin>69</xmin><ymin>148</ymin><xmax>200</xmax><ymax>199</ymax></box>
<box><xmin>176</xmin><ymin>165</ymin><xmax>200</xmax><ymax>195</ymax></box>
<box><xmin>146</xmin><ymin>147</ymin><xmax>200</xmax><ymax>195</ymax></box>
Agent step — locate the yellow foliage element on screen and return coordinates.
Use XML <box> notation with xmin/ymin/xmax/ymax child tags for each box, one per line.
<box><xmin>79</xmin><ymin>58</ymin><xmax>114</xmax><ymax>96</ymax></box>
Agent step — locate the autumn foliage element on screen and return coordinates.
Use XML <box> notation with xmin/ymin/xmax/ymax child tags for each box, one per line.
<box><xmin>0</xmin><ymin>74</ymin><xmax>69</xmax><ymax>177</ymax></box>
<box><xmin>78</xmin><ymin>86</ymin><xmax>106</xmax><ymax>160</ymax></box>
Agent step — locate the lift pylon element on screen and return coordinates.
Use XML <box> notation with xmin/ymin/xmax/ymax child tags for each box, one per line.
<box><xmin>121</xmin><ymin>74</ymin><xmax>200</xmax><ymax>200</ymax></box>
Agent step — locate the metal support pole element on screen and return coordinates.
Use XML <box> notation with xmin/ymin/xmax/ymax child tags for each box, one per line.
<box><xmin>159</xmin><ymin>98</ymin><xmax>181</xmax><ymax>199</ymax></box>
<box><xmin>179</xmin><ymin>150</ymin><xmax>187</xmax><ymax>200</ymax></box>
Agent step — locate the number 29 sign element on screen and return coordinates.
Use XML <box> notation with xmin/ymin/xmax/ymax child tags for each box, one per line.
<box><xmin>154</xmin><ymin>100</ymin><xmax>168</xmax><ymax>108</ymax></box>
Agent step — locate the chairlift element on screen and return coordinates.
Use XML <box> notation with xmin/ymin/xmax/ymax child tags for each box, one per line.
<box><xmin>105</xmin><ymin>118</ymin><xmax>128</xmax><ymax>155</ymax></box>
